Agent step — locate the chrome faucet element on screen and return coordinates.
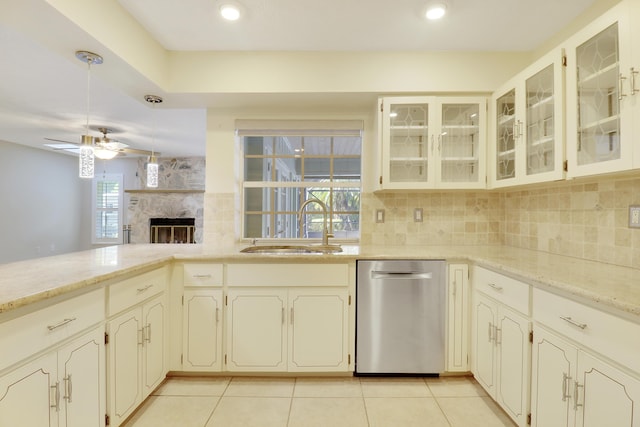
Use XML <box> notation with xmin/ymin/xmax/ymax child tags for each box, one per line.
<box><xmin>298</xmin><ymin>198</ymin><xmax>333</xmax><ymax>246</ymax></box>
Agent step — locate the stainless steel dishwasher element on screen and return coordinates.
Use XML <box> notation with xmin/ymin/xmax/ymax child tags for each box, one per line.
<box><xmin>356</xmin><ymin>259</ymin><xmax>446</xmax><ymax>375</ymax></box>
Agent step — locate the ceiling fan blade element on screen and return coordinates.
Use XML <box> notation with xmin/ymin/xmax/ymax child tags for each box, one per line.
<box><xmin>121</xmin><ymin>147</ymin><xmax>161</xmax><ymax>156</ymax></box>
<box><xmin>44</xmin><ymin>137</ymin><xmax>79</xmax><ymax>145</ymax></box>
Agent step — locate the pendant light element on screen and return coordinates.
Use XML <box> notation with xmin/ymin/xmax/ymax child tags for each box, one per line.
<box><xmin>144</xmin><ymin>94</ymin><xmax>163</xmax><ymax>188</ymax></box>
<box><xmin>75</xmin><ymin>51</ymin><xmax>103</xmax><ymax>179</ymax></box>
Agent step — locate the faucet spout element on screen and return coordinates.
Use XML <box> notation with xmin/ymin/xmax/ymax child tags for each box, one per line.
<box><xmin>298</xmin><ymin>198</ymin><xmax>333</xmax><ymax>246</ymax></box>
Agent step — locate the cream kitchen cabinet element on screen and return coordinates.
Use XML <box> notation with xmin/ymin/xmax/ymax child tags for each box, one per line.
<box><xmin>447</xmin><ymin>264</ymin><xmax>469</xmax><ymax>372</ymax></box>
<box><xmin>181</xmin><ymin>263</ymin><xmax>224</xmax><ymax>372</ymax></box>
<box><xmin>379</xmin><ymin>96</ymin><xmax>487</xmax><ymax>190</ymax></box>
<box><xmin>225</xmin><ymin>287</ymin><xmax>350</xmax><ymax>372</ymax></box>
<box><xmin>106</xmin><ymin>267</ymin><xmax>167</xmax><ymax>427</ymax></box>
<box><xmin>225</xmin><ymin>262</ymin><xmax>352</xmax><ymax>373</ymax></box>
<box><xmin>472</xmin><ymin>267</ymin><xmax>531</xmax><ymax>427</ymax></box>
<box><xmin>182</xmin><ymin>289</ymin><xmax>223</xmax><ymax>371</ymax></box>
<box><xmin>287</xmin><ymin>288</ymin><xmax>350</xmax><ymax>372</ymax></box>
<box><xmin>225</xmin><ymin>288</ymin><xmax>288</xmax><ymax>371</ymax></box>
<box><xmin>0</xmin><ymin>287</ymin><xmax>106</xmax><ymax>427</ymax></box>
<box><xmin>0</xmin><ymin>327</ymin><xmax>105</xmax><ymax>427</ymax></box>
<box><xmin>489</xmin><ymin>48</ymin><xmax>565</xmax><ymax>188</ymax></box>
<box><xmin>531</xmin><ymin>287</ymin><xmax>640</xmax><ymax>426</ymax></box>
<box><xmin>565</xmin><ymin>1</ymin><xmax>638</xmax><ymax>177</ymax></box>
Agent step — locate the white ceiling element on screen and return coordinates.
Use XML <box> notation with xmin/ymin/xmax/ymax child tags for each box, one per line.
<box><xmin>0</xmin><ymin>0</ymin><xmax>599</xmax><ymax>158</ymax></box>
<box><xmin>119</xmin><ymin>0</ymin><xmax>596</xmax><ymax>51</ymax></box>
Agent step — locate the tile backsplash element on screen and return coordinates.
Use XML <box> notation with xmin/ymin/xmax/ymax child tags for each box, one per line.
<box><xmin>203</xmin><ymin>175</ymin><xmax>640</xmax><ymax>269</ymax></box>
<box><xmin>502</xmin><ymin>176</ymin><xmax>640</xmax><ymax>269</ymax></box>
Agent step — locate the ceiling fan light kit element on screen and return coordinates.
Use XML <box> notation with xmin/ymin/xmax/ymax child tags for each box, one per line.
<box><xmin>75</xmin><ymin>50</ymin><xmax>103</xmax><ymax>179</ymax></box>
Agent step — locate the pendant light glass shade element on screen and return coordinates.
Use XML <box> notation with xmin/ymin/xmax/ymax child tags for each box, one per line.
<box><xmin>79</xmin><ymin>134</ymin><xmax>95</xmax><ymax>178</ymax></box>
<box><xmin>147</xmin><ymin>154</ymin><xmax>159</xmax><ymax>188</ymax></box>
<box><xmin>75</xmin><ymin>51</ymin><xmax>103</xmax><ymax>179</ymax></box>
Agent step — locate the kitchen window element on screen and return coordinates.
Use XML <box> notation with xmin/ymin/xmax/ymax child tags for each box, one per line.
<box><xmin>237</xmin><ymin>120</ymin><xmax>362</xmax><ymax>241</ymax></box>
<box><xmin>92</xmin><ymin>173</ymin><xmax>123</xmax><ymax>244</ymax></box>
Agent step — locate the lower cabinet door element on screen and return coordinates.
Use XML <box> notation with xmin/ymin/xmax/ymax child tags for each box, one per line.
<box><xmin>108</xmin><ymin>308</ymin><xmax>143</xmax><ymax>427</ymax></box>
<box><xmin>288</xmin><ymin>289</ymin><xmax>349</xmax><ymax>372</ymax></box>
<box><xmin>0</xmin><ymin>352</ymin><xmax>57</xmax><ymax>427</ymax></box>
<box><xmin>496</xmin><ymin>306</ymin><xmax>530</xmax><ymax>427</ymax></box>
<box><xmin>226</xmin><ymin>289</ymin><xmax>287</xmax><ymax>371</ymax></box>
<box><xmin>473</xmin><ymin>293</ymin><xmax>497</xmax><ymax>395</ymax></box>
<box><xmin>58</xmin><ymin>328</ymin><xmax>106</xmax><ymax>427</ymax></box>
<box><xmin>142</xmin><ymin>295</ymin><xmax>166</xmax><ymax>398</ymax></box>
<box><xmin>577</xmin><ymin>351</ymin><xmax>640</xmax><ymax>427</ymax></box>
<box><xmin>530</xmin><ymin>326</ymin><xmax>577</xmax><ymax>427</ymax></box>
<box><xmin>182</xmin><ymin>289</ymin><xmax>223</xmax><ymax>371</ymax></box>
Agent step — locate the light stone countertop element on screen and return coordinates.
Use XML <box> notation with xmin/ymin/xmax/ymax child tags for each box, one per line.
<box><xmin>0</xmin><ymin>243</ymin><xmax>639</xmax><ymax>321</ymax></box>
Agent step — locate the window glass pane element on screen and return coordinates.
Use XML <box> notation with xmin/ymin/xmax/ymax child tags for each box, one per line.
<box><xmin>334</xmin><ymin>158</ymin><xmax>361</xmax><ymax>179</ymax></box>
<box><xmin>245</xmin><ymin>187</ymin><xmax>270</xmax><ymax>212</ymax></box>
<box><xmin>334</xmin><ymin>136</ymin><xmax>361</xmax><ymax>155</ymax></box>
<box><xmin>275</xmin><ymin>136</ymin><xmax>302</xmax><ymax>155</ymax></box>
<box><xmin>94</xmin><ymin>211</ymin><xmax>119</xmax><ymax>239</ymax></box>
<box><xmin>304</xmin><ymin>137</ymin><xmax>331</xmax><ymax>156</ymax></box>
<box><xmin>303</xmin><ymin>158</ymin><xmax>330</xmax><ymax>180</ymax></box>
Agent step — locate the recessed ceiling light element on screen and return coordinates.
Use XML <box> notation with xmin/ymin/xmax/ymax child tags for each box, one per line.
<box><xmin>220</xmin><ymin>4</ymin><xmax>241</xmax><ymax>20</ymax></box>
<box><xmin>426</xmin><ymin>3</ymin><xmax>447</xmax><ymax>20</ymax></box>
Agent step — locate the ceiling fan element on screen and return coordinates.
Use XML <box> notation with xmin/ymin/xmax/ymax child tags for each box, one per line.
<box><xmin>44</xmin><ymin>127</ymin><xmax>160</xmax><ymax>159</ymax></box>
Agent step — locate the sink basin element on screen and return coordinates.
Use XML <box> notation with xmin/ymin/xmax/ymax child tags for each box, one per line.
<box><xmin>240</xmin><ymin>244</ymin><xmax>343</xmax><ymax>254</ymax></box>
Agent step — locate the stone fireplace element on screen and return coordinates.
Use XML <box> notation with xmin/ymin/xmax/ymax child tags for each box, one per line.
<box><xmin>126</xmin><ymin>157</ymin><xmax>205</xmax><ymax>244</ymax></box>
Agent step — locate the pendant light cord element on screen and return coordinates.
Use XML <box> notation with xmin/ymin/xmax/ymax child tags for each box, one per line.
<box><xmin>86</xmin><ymin>58</ymin><xmax>92</xmax><ymax>136</ymax></box>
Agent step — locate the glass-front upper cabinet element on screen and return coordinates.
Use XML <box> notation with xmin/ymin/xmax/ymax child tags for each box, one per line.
<box><xmin>379</xmin><ymin>96</ymin><xmax>486</xmax><ymax>190</ymax></box>
<box><xmin>489</xmin><ymin>49</ymin><xmax>565</xmax><ymax>188</ymax></box>
<box><xmin>565</xmin><ymin>1</ymin><xmax>636</xmax><ymax>177</ymax></box>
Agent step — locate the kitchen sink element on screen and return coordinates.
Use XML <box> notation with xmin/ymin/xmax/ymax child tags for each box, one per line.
<box><xmin>240</xmin><ymin>244</ymin><xmax>343</xmax><ymax>254</ymax></box>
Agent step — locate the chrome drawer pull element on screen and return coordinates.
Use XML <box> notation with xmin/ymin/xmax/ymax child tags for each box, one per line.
<box><xmin>64</xmin><ymin>374</ymin><xmax>73</xmax><ymax>403</ymax></box>
<box><xmin>50</xmin><ymin>382</ymin><xmax>60</xmax><ymax>411</ymax></box>
<box><xmin>47</xmin><ymin>317</ymin><xmax>77</xmax><ymax>331</ymax></box>
<box><xmin>137</xmin><ymin>284</ymin><xmax>154</xmax><ymax>293</ymax></box>
<box><xmin>487</xmin><ymin>283</ymin><xmax>503</xmax><ymax>291</ymax></box>
<box><xmin>574</xmin><ymin>381</ymin><xmax>584</xmax><ymax>410</ymax></box>
<box><xmin>560</xmin><ymin>316</ymin><xmax>587</xmax><ymax>330</ymax></box>
<box><xmin>562</xmin><ymin>373</ymin><xmax>571</xmax><ymax>401</ymax></box>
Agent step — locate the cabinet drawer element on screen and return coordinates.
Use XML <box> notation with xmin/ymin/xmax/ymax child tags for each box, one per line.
<box><xmin>0</xmin><ymin>288</ymin><xmax>105</xmax><ymax>372</ymax></box>
<box><xmin>183</xmin><ymin>263</ymin><xmax>223</xmax><ymax>287</ymax></box>
<box><xmin>473</xmin><ymin>266</ymin><xmax>530</xmax><ymax>315</ymax></box>
<box><xmin>533</xmin><ymin>288</ymin><xmax>640</xmax><ymax>374</ymax></box>
<box><xmin>108</xmin><ymin>267</ymin><xmax>167</xmax><ymax>316</ymax></box>
<box><xmin>227</xmin><ymin>263</ymin><xmax>349</xmax><ymax>287</ymax></box>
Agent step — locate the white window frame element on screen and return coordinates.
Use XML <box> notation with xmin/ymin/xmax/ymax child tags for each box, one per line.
<box><xmin>237</xmin><ymin>120</ymin><xmax>363</xmax><ymax>243</ymax></box>
<box><xmin>91</xmin><ymin>173</ymin><xmax>123</xmax><ymax>245</ymax></box>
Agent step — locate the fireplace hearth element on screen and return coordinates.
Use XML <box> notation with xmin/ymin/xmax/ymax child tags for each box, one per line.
<box><xmin>150</xmin><ymin>218</ymin><xmax>196</xmax><ymax>244</ymax></box>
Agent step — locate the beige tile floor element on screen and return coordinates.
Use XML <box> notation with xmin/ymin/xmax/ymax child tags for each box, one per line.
<box><xmin>122</xmin><ymin>376</ymin><xmax>516</xmax><ymax>427</ymax></box>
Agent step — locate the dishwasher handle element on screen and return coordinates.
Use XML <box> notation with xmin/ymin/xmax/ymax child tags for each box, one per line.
<box><xmin>371</xmin><ymin>271</ymin><xmax>433</xmax><ymax>280</ymax></box>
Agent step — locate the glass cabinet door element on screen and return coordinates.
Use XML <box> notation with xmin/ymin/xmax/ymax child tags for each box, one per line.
<box><xmin>496</xmin><ymin>89</ymin><xmax>517</xmax><ymax>181</ymax></box>
<box><xmin>440</xmin><ymin>103</ymin><xmax>481</xmax><ymax>184</ymax></box>
<box><xmin>387</xmin><ymin>101</ymin><xmax>430</xmax><ymax>183</ymax></box>
<box><xmin>526</xmin><ymin>64</ymin><xmax>556</xmax><ymax>176</ymax></box>
<box><xmin>575</xmin><ymin>23</ymin><xmax>620</xmax><ymax>167</ymax></box>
